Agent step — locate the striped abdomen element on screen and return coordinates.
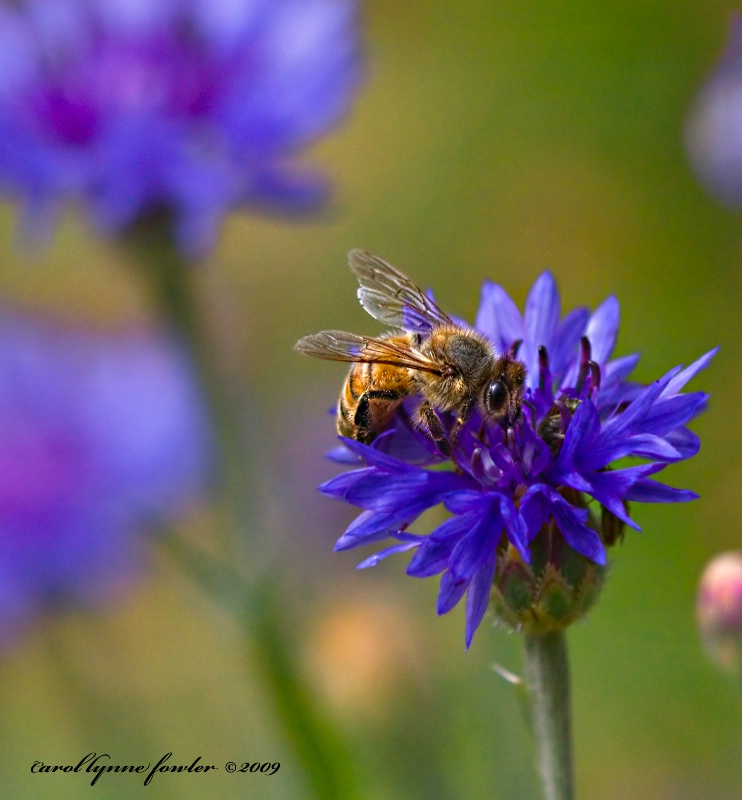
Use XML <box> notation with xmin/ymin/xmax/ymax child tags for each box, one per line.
<box><xmin>337</xmin><ymin>344</ymin><xmax>417</xmax><ymax>443</ymax></box>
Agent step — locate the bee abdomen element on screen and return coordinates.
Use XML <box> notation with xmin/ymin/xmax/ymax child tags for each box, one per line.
<box><xmin>336</xmin><ymin>382</ymin><xmax>406</xmax><ymax>444</ymax></box>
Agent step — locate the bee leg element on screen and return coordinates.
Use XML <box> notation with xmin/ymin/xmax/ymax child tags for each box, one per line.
<box><xmin>415</xmin><ymin>401</ymin><xmax>460</xmax><ymax>470</ymax></box>
<box><xmin>449</xmin><ymin>397</ymin><xmax>476</xmax><ymax>454</ymax></box>
<box><xmin>354</xmin><ymin>390</ymin><xmax>403</xmax><ymax>442</ymax></box>
<box><xmin>351</xmin><ymin>396</ymin><xmax>373</xmax><ymax>442</ymax></box>
<box><xmin>362</xmin><ymin>390</ymin><xmax>403</xmax><ymax>401</ymax></box>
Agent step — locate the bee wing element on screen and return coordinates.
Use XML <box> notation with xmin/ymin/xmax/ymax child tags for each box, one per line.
<box><xmin>294</xmin><ymin>330</ymin><xmax>444</xmax><ymax>374</ymax></box>
<box><xmin>348</xmin><ymin>249</ymin><xmax>454</xmax><ymax>333</ymax></box>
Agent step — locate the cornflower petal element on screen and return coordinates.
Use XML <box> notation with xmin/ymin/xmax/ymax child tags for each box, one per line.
<box><xmin>586</xmin><ymin>295</ymin><xmax>620</xmax><ymax>365</ymax></box>
<box><xmin>640</xmin><ymin>392</ymin><xmax>709</xmax><ymax>436</ymax></box>
<box><xmin>522</xmin><ymin>271</ymin><xmax>560</xmax><ymax>382</ymax></box>
<box><xmin>465</xmin><ymin>546</ymin><xmax>498</xmax><ymax>648</ymax></box>
<box><xmin>624</xmin><ymin>478</ymin><xmax>699</xmax><ymax>503</ymax></box>
<box><xmin>444</xmin><ymin>490</ymin><xmax>498</xmax><ymax>515</ymax></box>
<box><xmin>617</xmin><ymin>433</ymin><xmax>681</xmax><ymax>461</ymax></box>
<box><xmin>498</xmin><ymin>494</ymin><xmax>530</xmax><ymax>563</ymax></box>
<box><xmin>342</xmin><ymin>471</ymin><xmax>450</xmax><ymax>511</ymax></box>
<box><xmin>519</xmin><ymin>485</ymin><xmax>552</xmax><ymax>540</ymax></box>
<box><xmin>319</xmin><ymin>466</ymin><xmax>375</xmax><ymax>498</ymax></box>
<box><xmin>407</xmin><ymin>513</ymin><xmax>478</xmax><ymax>578</ymax></box>
<box><xmin>600</xmin><ymin>368</ymin><xmax>681</xmax><ymax>440</ymax></box>
<box><xmin>437</xmin><ymin>570</ymin><xmax>468</xmax><ymax>615</ymax></box>
<box><xmin>558</xmin><ymin>400</ymin><xmax>601</xmax><ymax>468</ymax></box>
<box><xmin>664</xmin><ymin>427</ymin><xmax>700</xmax><ymax>459</ymax></box>
<box><xmin>550</xmin><ymin>306</ymin><xmax>590</xmax><ymax>379</ymax></box>
<box><xmin>334</xmin><ymin>506</ymin><xmax>428</xmax><ymax>550</ymax></box>
<box><xmin>660</xmin><ymin>347</ymin><xmax>719</xmax><ymax>398</ymax></box>
<box><xmin>586</xmin><ymin>468</ymin><xmax>654</xmax><ymax>529</ymax></box>
<box><xmin>338</xmin><ymin>436</ymin><xmax>434</xmax><ymax>474</ymax></box>
<box><xmin>583</xmin><ymin>432</ymin><xmax>681</xmax><ymax>469</ymax></box>
<box><xmin>597</xmin><ymin>353</ymin><xmax>642</xmax><ymax>411</ymax></box>
<box><xmin>357</xmin><ymin>536</ymin><xmax>423</xmax><ymax>569</ymax></box>
<box><xmin>604</xmin><ymin>353</ymin><xmax>641</xmax><ymax>383</ymax></box>
<box><xmin>557</xmin><ymin>470</ymin><xmax>595</xmax><ymax>494</ymax></box>
<box><xmin>449</xmin><ymin>505</ymin><xmax>502</xmax><ymax>583</ymax></box>
<box><xmin>475</xmin><ymin>280</ymin><xmax>523</xmax><ymax>350</ymax></box>
<box><xmin>551</xmin><ymin>495</ymin><xmax>607</xmax><ymax>565</ymax></box>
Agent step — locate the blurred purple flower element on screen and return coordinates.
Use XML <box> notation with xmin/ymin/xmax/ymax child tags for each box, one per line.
<box><xmin>0</xmin><ymin>0</ymin><xmax>361</xmax><ymax>255</ymax></box>
<box><xmin>0</xmin><ymin>309</ymin><xmax>210</xmax><ymax>646</ymax></box>
<box><xmin>321</xmin><ymin>272</ymin><xmax>716</xmax><ymax>646</ymax></box>
<box><xmin>685</xmin><ymin>12</ymin><xmax>742</xmax><ymax>206</ymax></box>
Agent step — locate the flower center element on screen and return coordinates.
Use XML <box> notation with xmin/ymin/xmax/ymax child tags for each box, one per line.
<box><xmin>26</xmin><ymin>27</ymin><xmax>241</xmax><ymax>146</ymax></box>
<box><xmin>0</xmin><ymin>419</ymin><xmax>90</xmax><ymax>529</ymax></box>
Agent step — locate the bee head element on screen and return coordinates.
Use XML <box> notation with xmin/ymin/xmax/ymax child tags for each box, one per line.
<box><xmin>484</xmin><ymin>379</ymin><xmax>508</xmax><ymax>415</ymax></box>
<box><xmin>482</xmin><ymin>358</ymin><xmax>526</xmax><ymax>428</ymax></box>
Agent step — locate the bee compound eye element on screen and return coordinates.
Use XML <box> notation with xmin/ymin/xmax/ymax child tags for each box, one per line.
<box><xmin>484</xmin><ymin>380</ymin><xmax>508</xmax><ymax>414</ymax></box>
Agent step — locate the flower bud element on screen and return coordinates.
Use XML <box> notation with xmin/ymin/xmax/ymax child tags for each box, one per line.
<box><xmin>697</xmin><ymin>551</ymin><xmax>742</xmax><ymax>675</ymax></box>
<box><xmin>489</xmin><ymin>521</ymin><xmax>606</xmax><ymax>635</ymax></box>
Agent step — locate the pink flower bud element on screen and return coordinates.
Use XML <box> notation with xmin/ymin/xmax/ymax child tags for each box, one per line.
<box><xmin>697</xmin><ymin>551</ymin><xmax>742</xmax><ymax>674</ymax></box>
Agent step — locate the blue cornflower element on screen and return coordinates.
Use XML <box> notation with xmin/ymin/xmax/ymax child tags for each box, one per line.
<box><xmin>0</xmin><ymin>310</ymin><xmax>210</xmax><ymax>646</ymax></box>
<box><xmin>321</xmin><ymin>272</ymin><xmax>716</xmax><ymax>647</ymax></box>
<box><xmin>0</xmin><ymin>0</ymin><xmax>361</xmax><ymax>255</ymax></box>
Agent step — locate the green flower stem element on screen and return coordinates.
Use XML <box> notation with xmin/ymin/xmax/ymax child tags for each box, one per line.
<box><xmin>523</xmin><ymin>630</ymin><xmax>574</xmax><ymax>800</ymax></box>
<box><xmin>158</xmin><ymin>533</ymin><xmax>357</xmax><ymax>800</ymax></box>
<box><xmin>124</xmin><ymin>219</ymin><xmax>249</xmax><ymax>559</ymax></box>
<box><xmin>123</xmin><ymin>219</ymin><xmax>358</xmax><ymax>800</ymax></box>
<box><xmin>248</xmin><ymin>580</ymin><xmax>359</xmax><ymax>800</ymax></box>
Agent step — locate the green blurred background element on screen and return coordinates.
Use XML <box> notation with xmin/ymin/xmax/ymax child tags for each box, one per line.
<box><xmin>2</xmin><ymin>1</ymin><xmax>741</xmax><ymax>797</ymax></box>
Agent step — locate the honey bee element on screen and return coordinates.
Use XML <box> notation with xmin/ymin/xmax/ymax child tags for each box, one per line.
<box><xmin>295</xmin><ymin>250</ymin><xmax>526</xmax><ymax>460</ymax></box>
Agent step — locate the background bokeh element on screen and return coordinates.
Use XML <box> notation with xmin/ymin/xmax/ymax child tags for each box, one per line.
<box><xmin>2</xmin><ymin>1</ymin><xmax>741</xmax><ymax>798</ymax></box>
